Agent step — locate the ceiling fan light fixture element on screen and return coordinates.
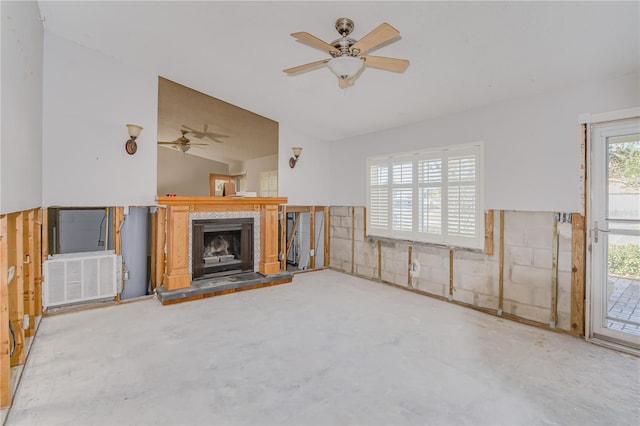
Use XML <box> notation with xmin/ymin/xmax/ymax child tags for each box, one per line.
<box><xmin>327</xmin><ymin>56</ymin><xmax>364</xmax><ymax>79</ymax></box>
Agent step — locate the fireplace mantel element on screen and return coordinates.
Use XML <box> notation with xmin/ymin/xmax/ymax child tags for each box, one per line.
<box><xmin>157</xmin><ymin>196</ymin><xmax>288</xmax><ymax>290</ymax></box>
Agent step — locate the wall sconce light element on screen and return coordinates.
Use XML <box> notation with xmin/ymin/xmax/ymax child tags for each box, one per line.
<box><xmin>125</xmin><ymin>124</ymin><xmax>143</xmax><ymax>155</ymax></box>
<box><xmin>289</xmin><ymin>146</ymin><xmax>303</xmax><ymax>168</ymax></box>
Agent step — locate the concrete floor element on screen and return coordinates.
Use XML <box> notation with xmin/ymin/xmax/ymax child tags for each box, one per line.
<box><xmin>7</xmin><ymin>270</ymin><xmax>640</xmax><ymax>425</ymax></box>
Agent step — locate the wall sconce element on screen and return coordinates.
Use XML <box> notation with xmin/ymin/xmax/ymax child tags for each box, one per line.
<box><xmin>289</xmin><ymin>147</ymin><xmax>303</xmax><ymax>168</ymax></box>
<box><xmin>125</xmin><ymin>124</ymin><xmax>143</xmax><ymax>155</ymax></box>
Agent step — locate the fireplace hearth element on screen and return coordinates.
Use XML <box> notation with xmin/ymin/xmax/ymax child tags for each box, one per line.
<box><xmin>192</xmin><ymin>218</ymin><xmax>253</xmax><ymax>279</ymax></box>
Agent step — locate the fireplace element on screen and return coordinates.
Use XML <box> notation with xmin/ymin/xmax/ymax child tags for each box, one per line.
<box><xmin>192</xmin><ymin>218</ymin><xmax>254</xmax><ymax>279</ymax></box>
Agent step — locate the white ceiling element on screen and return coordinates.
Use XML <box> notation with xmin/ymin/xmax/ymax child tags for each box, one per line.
<box><xmin>37</xmin><ymin>1</ymin><xmax>639</xmax><ymax>143</ymax></box>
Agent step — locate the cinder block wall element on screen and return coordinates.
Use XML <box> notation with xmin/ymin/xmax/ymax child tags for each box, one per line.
<box><xmin>330</xmin><ymin>207</ymin><xmax>574</xmax><ymax>332</ymax></box>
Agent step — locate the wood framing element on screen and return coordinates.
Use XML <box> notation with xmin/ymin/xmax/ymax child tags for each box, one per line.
<box><xmin>550</xmin><ymin>219</ymin><xmax>559</xmax><ymax>327</ymax></box>
<box><xmin>113</xmin><ymin>207</ymin><xmax>124</xmax><ymax>256</ymax></box>
<box><xmin>285</xmin><ymin>213</ymin><xmax>300</xmax><ymax>261</ymax></box>
<box><xmin>351</xmin><ymin>207</ymin><xmax>355</xmax><ymax>275</ymax></box>
<box><xmin>24</xmin><ymin>211</ymin><xmax>36</xmax><ymax>337</ymax></box>
<box><xmin>408</xmin><ymin>246</ymin><xmax>413</xmax><ymax>286</ymax></box>
<box><xmin>323</xmin><ymin>207</ymin><xmax>330</xmax><ymax>268</ymax></box>
<box><xmin>485</xmin><ymin>210</ymin><xmax>494</xmax><ymax>255</ymax></box>
<box><xmin>38</xmin><ymin>208</ymin><xmax>47</xmax><ymax>317</ymax></box>
<box><xmin>498</xmin><ymin>210</ymin><xmax>505</xmax><ymax>313</ymax></box>
<box><xmin>309</xmin><ymin>206</ymin><xmax>316</xmax><ymax>270</ymax></box>
<box><xmin>280</xmin><ymin>205</ymin><xmax>287</xmax><ymax>271</ymax></box>
<box><xmin>377</xmin><ymin>239</ymin><xmax>382</xmax><ymax>280</ymax></box>
<box><xmin>9</xmin><ymin>213</ymin><xmax>25</xmax><ymax>366</ymax></box>
<box><xmin>0</xmin><ymin>215</ymin><xmax>10</xmax><ymax>408</ymax></box>
<box><xmin>150</xmin><ymin>207</ymin><xmax>167</xmax><ymax>292</ymax></box>
<box><xmin>113</xmin><ymin>207</ymin><xmax>124</xmax><ymax>301</ymax></box>
<box><xmin>281</xmin><ymin>206</ymin><xmax>330</xmax><ymax>271</ymax></box>
<box><xmin>34</xmin><ymin>209</ymin><xmax>43</xmax><ymax>319</ymax></box>
<box><xmin>449</xmin><ymin>248</ymin><xmax>454</xmax><ymax>298</ymax></box>
<box><xmin>571</xmin><ymin>213</ymin><xmax>586</xmax><ymax>336</ymax></box>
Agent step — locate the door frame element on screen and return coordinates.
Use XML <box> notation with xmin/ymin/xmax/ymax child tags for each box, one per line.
<box><xmin>583</xmin><ymin>107</ymin><xmax>640</xmax><ymax>351</ymax></box>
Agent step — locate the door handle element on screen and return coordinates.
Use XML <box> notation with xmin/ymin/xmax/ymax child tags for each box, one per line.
<box><xmin>593</xmin><ymin>221</ymin><xmax>610</xmax><ymax>243</ymax></box>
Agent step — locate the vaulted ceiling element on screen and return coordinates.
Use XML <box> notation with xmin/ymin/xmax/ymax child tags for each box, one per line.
<box><xmin>37</xmin><ymin>1</ymin><xmax>639</xmax><ymax>143</ymax></box>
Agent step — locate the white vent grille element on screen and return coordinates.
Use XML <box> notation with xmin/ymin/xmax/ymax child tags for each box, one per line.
<box><xmin>43</xmin><ymin>251</ymin><xmax>119</xmax><ymax>308</ymax></box>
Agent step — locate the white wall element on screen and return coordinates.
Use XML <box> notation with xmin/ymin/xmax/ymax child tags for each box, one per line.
<box><xmin>157</xmin><ymin>147</ymin><xmax>229</xmax><ymax>196</ymax></box>
<box><xmin>328</xmin><ymin>73</ymin><xmax>640</xmax><ymax>212</ymax></box>
<box><xmin>0</xmin><ymin>1</ymin><xmax>43</xmax><ymax>214</ymax></box>
<box><xmin>241</xmin><ymin>153</ymin><xmax>278</xmax><ymax>195</ymax></box>
<box><xmin>278</xmin><ymin>124</ymin><xmax>332</xmax><ymax>205</ymax></box>
<box><xmin>42</xmin><ymin>33</ymin><xmax>157</xmax><ymax>207</ymax></box>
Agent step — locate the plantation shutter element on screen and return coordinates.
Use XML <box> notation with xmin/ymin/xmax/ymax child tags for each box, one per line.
<box><xmin>367</xmin><ymin>143</ymin><xmax>483</xmax><ymax>248</ymax></box>
<box><xmin>369</xmin><ymin>162</ymin><xmax>390</xmax><ymax>234</ymax></box>
<box><xmin>447</xmin><ymin>154</ymin><xmax>477</xmax><ymax>237</ymax></box>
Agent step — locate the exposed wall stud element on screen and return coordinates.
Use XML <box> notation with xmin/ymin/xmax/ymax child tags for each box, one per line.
<box><xmin>407</xmin><ymin>246</ymin><xmax>413</xmax><ymax>287</ymax></box>
<box><xmin>34</xmin><ymin>209</ymin><xmax>43</xmax><ymax>317</ymax></box>
<box><xmin>485</xmin><ymin>210</ymin><xmax>494</xmax><ymax>255</ymax></box>
<box><xmin>309</xmin><ymin>207</ymin><xmax>316</xmax><ymax>270</ymax></box>
<box><xmin>571</xmin><ymin>213</ymin><xmax>586</xmax><ymax>336</ymax></box>
<box><xmin>498</xmin><ymin>210</ymin><xmax>505</xmax><ymax>316</ymax></box>
<box><xmin>550</xmin><ymin>217</ymin><xmax>559</xmax><ymax>328</ymax></box>
<box><xmin>0</xmin><ymin>215</ymin><xmax>10</xmax><ymax>408</ymax></box>
<box><xmin>324</xmin><ymin>206</ymin><xmax>330</xmax><ymax>268</ymax></box>
<box><xmin>24</xmin><ymin>211</ymin><xmax>36</xmax><ymax>337</ymax></box>
<box><xmin>9</xmin><ymin>213</ymin><xmax>25</xmax><ymax>366</ymax></box>
<box><xmin>351</xmin><ymin>207</ymin><xmax>355</xmax><ymax>275</ymax></box>
<box><xmin>448</xmin><ymin>248</ymin><xmax>454</xmax><ymax>301</ymax></box>
<box><xmin>377</xmin><ymin>239</ymin><xmax>382</xmax><ymax>280</ymax></box>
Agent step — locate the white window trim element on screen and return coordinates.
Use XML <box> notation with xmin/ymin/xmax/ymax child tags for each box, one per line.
<box><xmin>366</xmin><ymin>143</ymin><xmax>484</xmax><ymax>249</ymax></box>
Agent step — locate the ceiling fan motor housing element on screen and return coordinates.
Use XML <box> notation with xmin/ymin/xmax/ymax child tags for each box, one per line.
<box><xmin>335</xmin><ymin>18</ymin><xmax>354</xmax><ymax>36</ymax></box>
<box><xmin>331</xmin><ymin>18</ymin><xmax>359</xmax><ymax>57</ymax></box>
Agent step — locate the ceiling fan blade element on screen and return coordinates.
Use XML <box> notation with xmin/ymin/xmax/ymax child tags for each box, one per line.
<box><xmin>361</xmin><ymin>55</ymin><xmax>409</xmax><ymax>73</ymax></box>
<box><xmin>157</xmin><ymin>141</ymin><xmax>178</xmax><ymax>145</ymax></box>
<box><xmin>205</xmin><ymin>132</ymin><xmax>228</xmax><ymax>138</ymax></box>
<box><xmin>338</xmin><ymin>77</ymin><xmax>354</xmax><ymax>89</ymax></box>
<box><xmin>291</xmin><ymin>32</ymin><xmax>337</xmax><ymax>54</ymax></box>
<box><xmin>189</xmin><ymin>143</ymin><xmax>209</xmax><ymax>146</ymax></box>
<box><xmin>351</xmin><ymin>23</ymin><xmax>400</xmax><ymax>55</ymax></box>
<box><xmin>283</xmin><ymin>59</ymin><xmax>330</xmax><ymax>75</ymax></box>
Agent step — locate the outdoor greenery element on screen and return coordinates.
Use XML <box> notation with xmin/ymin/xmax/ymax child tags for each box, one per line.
<box><xmin>608</xmin><ymin>244</ymin><xmax>640</xmax><ymax>278</ymax></box>
<box><xmin>609</xmin><ymin>141</ymin><xmax>640</xmax><ymax>189</ymax></box>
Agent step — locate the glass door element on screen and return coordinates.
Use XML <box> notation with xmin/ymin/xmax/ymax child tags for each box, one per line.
<box><xmin>590</xmin><ymin>119</ymin><xmax>640</xmax><ymax>349</ymax></box>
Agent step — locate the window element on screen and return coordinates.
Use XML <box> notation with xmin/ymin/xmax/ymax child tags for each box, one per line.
<box><xmin>367</xmin><ymin>143</ymin><xmax>483</xmax><ymax>248</ymax></box>
<box><xmin>259</xmin><ymin>170</ymin><xmax>278</xmax><ymax>197</ymax></box>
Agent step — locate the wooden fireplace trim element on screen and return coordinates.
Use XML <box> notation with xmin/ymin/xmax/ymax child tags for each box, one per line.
<box><xmin>157</xmin><ymin>196</ymin><xmax>288</xmax><ymax>290</ymax></box>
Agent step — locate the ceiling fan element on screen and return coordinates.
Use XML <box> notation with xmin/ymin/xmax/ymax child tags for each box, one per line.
<box><xmin>283</xmin><ymin>18</ymin><xmax>409</xmax><ymax>88</ymax></box>
<box><xmin>157</xmin><ymin>130</ymin><xmax>208</xmax><ymax>153</ymax></box>
<box><xmin>181</xmin><ymin>124</ymin><xmax>229</xmax><ymax>144</ymax></box>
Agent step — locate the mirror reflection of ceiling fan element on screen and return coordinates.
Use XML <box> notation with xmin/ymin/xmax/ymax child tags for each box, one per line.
<box><xmin>283</xmin><ymin>18</ymin><xmax>409</xmax><ymax>88</ymax></box>
<box><xmin>181</xmin><ymin>124</ymin><xmax>229</xmax><ymax>144</ymax></box>
<box><xmin>157</xmin><ymin>130</ymin><xmax>208</xmax><ymax>153</ymax></box>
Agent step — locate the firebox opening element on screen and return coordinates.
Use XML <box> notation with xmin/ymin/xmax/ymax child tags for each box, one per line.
<box><xmin>192</xmin><ymin>218</ymin><xmax>254</xmax><ymax>280</ymax></box>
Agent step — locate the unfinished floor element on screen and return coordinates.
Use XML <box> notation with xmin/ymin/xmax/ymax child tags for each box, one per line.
<box><xmin>7</xmin><ymin>270</ymin><xmax>640</xmax><ymax>425</ymax></box>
